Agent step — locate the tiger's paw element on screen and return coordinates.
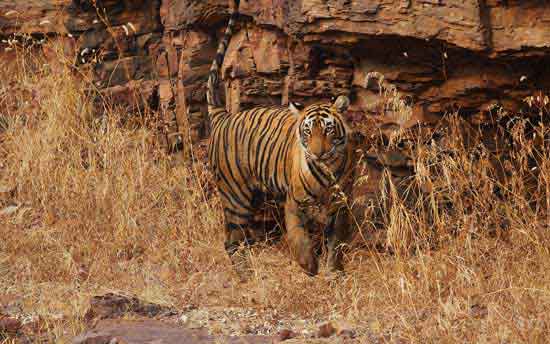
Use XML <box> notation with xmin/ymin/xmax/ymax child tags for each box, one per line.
<box><xmin>297</xmin><ymin>255</ymin><xmax>319</xmax><ymax>277</ymax></box>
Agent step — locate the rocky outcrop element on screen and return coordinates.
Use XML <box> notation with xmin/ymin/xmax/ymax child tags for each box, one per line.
<box><xmin>1</xmin><ymin>1</ymin><xmax>548</xmax><ymax>142</ymax></box>
<box><xmin>168</xmin><ymin>0</ymin><xmax>550</xmax><ymax>135</ymax></box>
<box><xmin>71</xmin><ymin>294</ymin><xmax>363</xmax><ymax>343</ymax></box>
<box><xmin>73</xmin><ymin>294</ymin><xmax>277</xmax><ymax>343</ymax></box>
<box><xmin>72</xmin><ymin>319</ymin><xmax>279</xmax><ymax>344</ymax></box>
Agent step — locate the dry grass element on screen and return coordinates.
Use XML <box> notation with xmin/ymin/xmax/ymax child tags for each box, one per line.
<box><xmin>1</xmin><ymin>43</ymin><xmax>550</xmax><ymax>343</ymax></box>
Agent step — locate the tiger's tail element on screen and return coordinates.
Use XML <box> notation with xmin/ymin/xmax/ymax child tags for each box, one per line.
<box><xmin>206</xmin><ymin>0</ymin><xmax>240</xmax><ymax>122</ymax></box>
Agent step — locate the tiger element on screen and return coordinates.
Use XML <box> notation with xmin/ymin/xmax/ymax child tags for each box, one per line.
<box><xmin>206</xmin><ymin>0</ymin><xmax>355</xmax><ymax>277</ymax></box>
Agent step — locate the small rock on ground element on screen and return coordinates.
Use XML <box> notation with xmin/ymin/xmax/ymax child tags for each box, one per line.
<box><xmin>84</xmin><ymin>293</ymin><xmax>176</xmax><ymax>323</ymax></box>
<box><xmin>317</xmin><ymin>322</ymin><xmax>336</xmax><ymax>338</ymax></box>
<box><xmin>0</xmin><ymin>314</ymin><xmax>22</xmax><ymax>337</ymax></box>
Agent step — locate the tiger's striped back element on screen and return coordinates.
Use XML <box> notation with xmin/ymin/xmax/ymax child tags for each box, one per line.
<box><xmin>208</xmin><ymin>106</ymin><xmax>296</xmax><ymax>211</ymax></box>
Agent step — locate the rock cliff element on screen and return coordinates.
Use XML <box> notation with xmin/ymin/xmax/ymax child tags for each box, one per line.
<box><xmin>1</xmin><ymin>0</ymin><xmax>549</xmax><ymax>144</ymax></box>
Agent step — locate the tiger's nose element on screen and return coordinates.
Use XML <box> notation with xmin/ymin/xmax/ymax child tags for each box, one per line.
<box><xmin>320</xmin><ymin>147</ymin><xmax>335</xmax><ymax>160</ymax></box>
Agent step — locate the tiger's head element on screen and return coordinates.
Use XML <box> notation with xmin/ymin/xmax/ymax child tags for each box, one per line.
<box><xmin>289</xmin><ymin>95</ymin><xmax>351</xmax><ymax>162</ymax></box>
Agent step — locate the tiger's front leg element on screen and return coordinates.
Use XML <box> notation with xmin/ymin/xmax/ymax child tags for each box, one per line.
<box><xmin>326</xmin><ymin>207</ymin><xmax>351</xmax><ymax>273</ymax></box>
<box><xmin>284</xmin><ymin>197</ymin><xmax>319</xmax><ymax>276</ymax></box>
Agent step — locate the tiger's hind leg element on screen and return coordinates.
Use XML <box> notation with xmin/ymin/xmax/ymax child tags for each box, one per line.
<box><xmin>223</xmin><ymin>209</ymin><xmax>256</xmax><ymax>281</ymax></box>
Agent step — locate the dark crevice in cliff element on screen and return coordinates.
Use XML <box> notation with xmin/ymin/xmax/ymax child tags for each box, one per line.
<box><xmin>477</xmin><ymin>0</ymin><xmax>494</xmax><ymax>52</ymax></box>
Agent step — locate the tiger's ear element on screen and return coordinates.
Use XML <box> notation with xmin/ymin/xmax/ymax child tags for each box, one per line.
<box><xmin>289</xmin><ymin>102</ymin><xmax>301</xmax><ymax>117</ymax></box>
<box><xmin>333</xmin><ymin>95</ymin><xmax>350</xmax><ymax>113</ymax></box>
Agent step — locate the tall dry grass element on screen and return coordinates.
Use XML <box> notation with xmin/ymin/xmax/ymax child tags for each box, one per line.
<box><xmin>1</xmin><ymin>42</ymin><xmax>550</xmax><ymax>343</ymax></box>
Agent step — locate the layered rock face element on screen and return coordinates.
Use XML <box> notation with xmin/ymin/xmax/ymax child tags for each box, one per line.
<box><xmin>1</xmin><ymin>1</ymin><xmax>549</xmax><ymax>142</ymax></box>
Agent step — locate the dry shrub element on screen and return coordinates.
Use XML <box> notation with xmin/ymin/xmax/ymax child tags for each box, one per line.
<box><xmin>351</xmin><ymin>74</ymin><xmax>550</xmax><ymax>259</ymax></box>
<box><xmin>1</xmin><ymin>44</ymin><xmax>550</xmax><ymax>343</ymax></box>
<box><xmin>0</xmin><ymin>42</ymin><xmax>226</xmax><ymax>341</ymax></box>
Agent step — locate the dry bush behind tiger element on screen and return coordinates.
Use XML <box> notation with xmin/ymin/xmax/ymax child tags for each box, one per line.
<box><xmin>350</xmin><ymin>71</ymin><xmax>550</xmax><ymax>256</ymax></box>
